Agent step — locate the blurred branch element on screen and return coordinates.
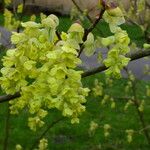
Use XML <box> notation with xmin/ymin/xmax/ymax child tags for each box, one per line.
<box><xmin>139</xmin><ymin>125</ymin><xmax>150</xmax><ymax>133</ymax></box>
<box><xmin>144</xmin><ymin>24</ymin><xmax>150</xmax><ymax>43</ymax></box>
<box><xmin>127</xmin><ymin>49</ymin><xmax>150</xmax><ymax>60</ymax></box>
<box><xmin>146</xmin><ymin>1</ymin><xmax>150</xmax><ymax>9</ymax></box>
<box><xmin>0</xmin><ymin>92</ymin><xmax>20</xmax><ymax>103</ymax></box>
<box><xmin>29</xmin><ymin>117</ymin><xmax>64</xmax><ymax>150</ymax></box>
<box><xmin>125</xmin><ymin>68</ymin><xmax>150</xmax><ymax>145</ymax></box>
<box><xmin>82</xmin><ymin>49</ymin><xmax>150</xmax><ymax>78</ymax></box>
<box><xmin>125</xmin><ymin>16</ymin><xmax>139</xmax><ymax>26</ymax></box>
<box><xmin>71</xmin><ymin>0</ymin><xmax>92</xmax><ymax>22</ymax></box>
<box><xmin>125</xmin><ymin>16</ymin><xmax>150</xmax><ymax>43</ymax></box>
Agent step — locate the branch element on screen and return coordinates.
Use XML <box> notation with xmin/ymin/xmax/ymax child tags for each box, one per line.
<box><xmin>82</xmin><ymin>64</ymin><xmax>107</xmax><ymax>78</ymax></box>
<box><xmin>77</xmin><ymin>8</ymin><xmax>105</xmax><ymax>57</ymax></box>
<box><xmin>71</xmin><ymin>0</ymin><xmax>105</xmax><ymax>37</ymax></box>
<box><xmin>71</xmin><ymin>0</ymin><xmax>106</xmax><ymax>57</ymax></box>
<box><xmin>128</xmin><ymin>49</ymin><xmax>150</xmax><ymax>61</ymax></box>
<box><xmin>86</xmin><ymin>9</ymin><xmax>105</xmax><ymax>34</ymax></box>
<box><xmin>82</xmin><ymin>49</ymin><xmax>150</xmax><ymax>78</ymax></box>
<box><xmin>140</xmin><ymin>125</ymin><xmax>150</xmax><ymax>133</ymax></box>
<box><xmin>0</xmin><ymin>92</ymin><xmax>20</xmax><ymax>103</ymax></box>
<box><xmin>146</xmin><ymin>1</ymin><xmax>150</xmax><ymax>9</ymax></box>
<box><xmin>0</xmin><ymin>49</ymin><xmax>150</xmax><ymax>103</ymax></box>
<box><xmin>56</xmin><ymin>31</ymin><xmax>61</xmax><ymax>41</ymax></box>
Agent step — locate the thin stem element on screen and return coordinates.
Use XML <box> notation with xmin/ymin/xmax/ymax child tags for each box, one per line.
<box><xmin>29</xmin><ymin>117</ymin><xmax>64</xmax><ymax>150</ymax></box>
<box><xmin>124</xmin><ymin>67</ymin><xmax>150</xmax><ymax>145</ymax></box>
<box><xmin>139</xmin><ymin>126</ymin><xmax>150</xmax><ymax>133</ymax></box>
<box><xmin>71</xmin><ymin>0</ymin><xmax>92</xmax><ymax>22</ymax></box>
<box><xmin>17</xmin><ymin>0</ymin><xmax>26</xmax><ymax>32</ymax></box>
<box><xmin>3</xmin><ymin>103</ymin><xmax>10</xmax><ymax>150</ymax></box>
<box><xmin>71</xmin><ymin>0</ymin><xmax>104</xmax><ymax>37</ymax></box>
<box><xmin>133</xmin><ymin>0</ymin><xmax>138</xmax><ymax>13</ymax></box>
<box><xmin>132</xmin><ymin>83</ymin><xmax>150</xmax><ymax>145</ymax></box>
<box><xmin>144</xmin><ymin>24</ymin><xmax>150</xmax><ymax>43</ymax></box>
<box><xmin>78</xmin><ymin>8</ymin><xmax>105</xmax><ymax>57</ymax></box>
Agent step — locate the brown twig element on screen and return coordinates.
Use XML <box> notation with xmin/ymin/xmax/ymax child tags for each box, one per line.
<box><xmin>71</xmin><ymin>0</ymin><xmax>105</xmax><ymax>38</ymax></box>
<box><xmin>77</xmin><ymin>8</ymin><xmax>105</xmax><ymax>57</ymax></box>
<box><xmin>0</xmin><ymin>92</ymin><xmax>20</xmax><ymax>103</ymax></box>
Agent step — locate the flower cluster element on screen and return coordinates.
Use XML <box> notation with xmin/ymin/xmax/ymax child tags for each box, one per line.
<box><xmin>102</xmin><ymin>7</ymin><xmax>131</xmax><ymax>77</ymax></box>
<box><xmin>0</xmin><ymin>15</ymin><xmax>89</xmax><ymax>130</ymax></box>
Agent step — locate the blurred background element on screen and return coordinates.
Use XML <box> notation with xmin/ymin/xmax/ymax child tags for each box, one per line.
<box><xmin>0</xmin><ymin>1</ymin><xmax>150</xmax><ymax>150</ymax></box>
